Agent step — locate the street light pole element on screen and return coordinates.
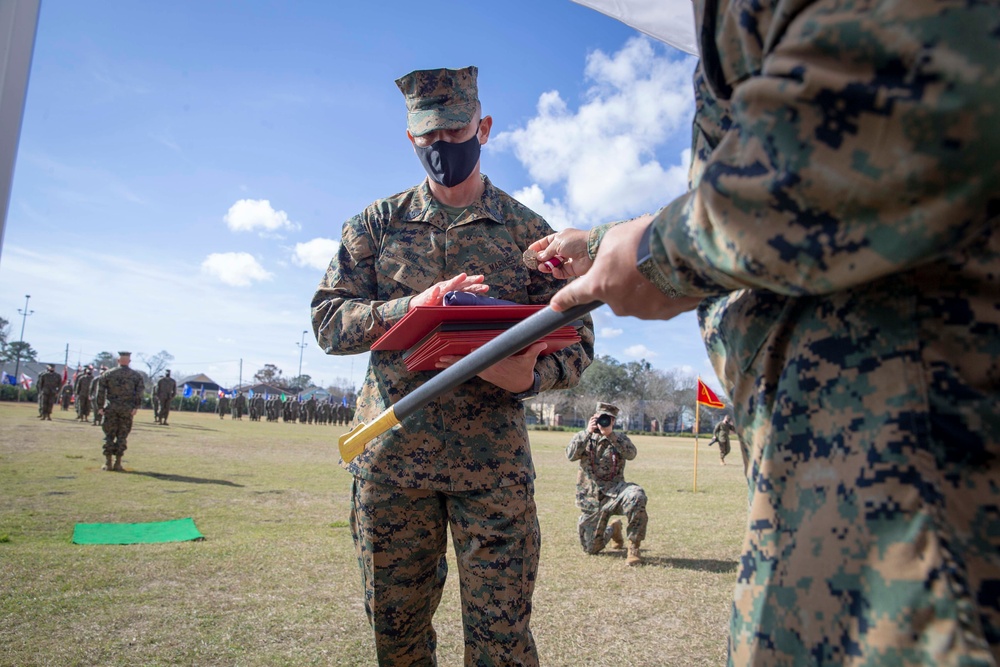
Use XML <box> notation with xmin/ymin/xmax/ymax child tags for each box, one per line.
<box><xmin>297</xmin><ymin>330</ymin><xmax>308</xmax><ymax>379</ymax></box>
<box><xmin>13</xmin><ymin>294</ymin><xmax>33</xmax><ymax>388</ymax></box>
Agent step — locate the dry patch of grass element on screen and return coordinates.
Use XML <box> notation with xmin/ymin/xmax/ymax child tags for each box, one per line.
<box><xmin>0</xmin><ymin>403</ymin><xmax>747</xmax><ymax>666</ymax></box>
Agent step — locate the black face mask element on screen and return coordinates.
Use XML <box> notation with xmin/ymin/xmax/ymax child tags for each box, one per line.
<box><xmin>413</xmin><ymin>131</ymin><xmax>481</xmax><ymax>188</ymax></box>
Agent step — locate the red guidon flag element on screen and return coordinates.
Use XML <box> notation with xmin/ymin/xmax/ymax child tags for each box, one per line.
<box><xmin>696</xmin><ymin>378</ymin><xmax>725</xmax><ymax>409</ymax></box>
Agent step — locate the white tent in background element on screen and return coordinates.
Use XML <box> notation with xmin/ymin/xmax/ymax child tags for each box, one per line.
<box><xmin>570</xmin><ymin>0</ymin><xmax>699</xmax><ymax>56</ymax></box>
<box><xmin>0</xmin><ymin>0</ymin><xmax>41</xmax><ymax>264</ymax></box>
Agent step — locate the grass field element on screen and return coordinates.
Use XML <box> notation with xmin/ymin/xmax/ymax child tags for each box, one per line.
<box><xmin>0</xmin><ymin>401</ymin><xmax>748</xmax><ymax>666</ymax></box>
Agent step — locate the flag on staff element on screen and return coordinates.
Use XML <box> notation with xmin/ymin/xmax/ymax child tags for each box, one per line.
<box><xmin>248</xmin><ymin>389</ymin><xmax>254</xmax><ymax>398</ymax></box>
<box><xmin>183</xmin><ymin>385</ymin><xmax>193</xmax><ymax>398</ymax></box>
<box><xmin>691</xmin><ymin>377</ymin><xmax>725</xmax><ymax>493</ymax></box>
<box><xmin>199</xmin><ymin>387</ymin><xmax>206</xmax><ymax>401</ymax></box>
<box><xmin>218</xmin><ymin>388</ymin><xmax>224</xmax><ymax>399</ymax></box>
<box><xmin>341</xmin><ymin>395</ymin><xmax>348</xmax><ymax>407</ymax></box>
<box><xmin>62</xmin><ymin>366</ymin><xmax>68</xmax><ymax>386</ymax></box>
<box><xmin>3</xmin><ymin>373</ymin><xmax>15</xmax><ymax>386</ymax></box>
<box><xmin>20</xmin><ymin>373</ymin><xmax>32</xmax><ymax>390</ymax></box>
<box><xmin>696</xmin><ymin>378</ymin><xmax>725</xmax><ymax>409</ymax></box>
<box><xmin>264</xmin><ymin>392</ymin><xmax>270</xmax><ymax>400</ymax></box>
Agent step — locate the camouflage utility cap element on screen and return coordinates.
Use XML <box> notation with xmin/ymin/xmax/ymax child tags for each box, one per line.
<box><xmin>395</xmin><ymin>66</ymin><xmax>479</xmax><ymax>137</ymax></box>
<box><xmin>596</xmin><ymin>402</ymin><xmax>619</xmax><ymax>419</ymax></box>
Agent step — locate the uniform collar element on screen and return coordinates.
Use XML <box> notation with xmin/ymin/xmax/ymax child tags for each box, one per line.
<box><xmin>404</xmin><ymin>174</ymin><xmax>506</xmax><ymax>229</ymax></box>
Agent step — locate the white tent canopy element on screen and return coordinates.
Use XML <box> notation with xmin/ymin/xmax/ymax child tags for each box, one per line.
<box><xmin>571</xmin><ymin>0</ymin><xmax>698</xmax><ymax>56</ymax></box>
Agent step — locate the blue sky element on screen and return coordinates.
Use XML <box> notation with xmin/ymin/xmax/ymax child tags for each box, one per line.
<box><xmin>0</xmin><ymin>0</ymin><xmax>716</xmax><ymax>392</ymax></box>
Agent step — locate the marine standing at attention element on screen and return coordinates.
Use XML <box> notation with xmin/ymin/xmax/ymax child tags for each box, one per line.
<box><xmin>96</xmin><ymin>351</ymin><xmax>144</xmax><ymax>472</ymax></box>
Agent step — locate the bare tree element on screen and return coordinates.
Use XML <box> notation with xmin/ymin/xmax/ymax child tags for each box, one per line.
<box><xmin>138</xmin><ymin>350</ymin><xmax>174</xmax><ymax>384</ymax></box>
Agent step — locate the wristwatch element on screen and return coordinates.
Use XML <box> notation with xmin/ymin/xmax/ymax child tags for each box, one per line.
<box><xmin>512</xmin><ymin>370</ymin><xmax>541</xmax><ymax>401</ymax></box>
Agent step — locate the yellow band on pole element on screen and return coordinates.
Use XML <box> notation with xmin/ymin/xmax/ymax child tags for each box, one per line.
<box><xmin>694</xmin><ymin>397</ymin><xmax>700</xmax><ymax>493</ymax></box>
<box><xmin>338</xmin><ymin>408</ymin><xmax>400</xmax><ymax>462</ymax></box>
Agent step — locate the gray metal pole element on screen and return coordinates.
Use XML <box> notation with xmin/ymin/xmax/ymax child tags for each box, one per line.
<box><xmin>297</xmin><ymin>330</ymin><xmax>307</xmax><ymax>379</ymax></box>
<box><xmin>12</xmin><ymin>293</ymin><xmax>31</xmax><ymax>385</ymax></box>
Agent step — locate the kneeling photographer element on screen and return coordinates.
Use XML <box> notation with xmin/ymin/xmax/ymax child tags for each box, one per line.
<box><xmin>566</xmin><ymin>403</ymin><xmax>648</xmax><ymax>566</ymax></box>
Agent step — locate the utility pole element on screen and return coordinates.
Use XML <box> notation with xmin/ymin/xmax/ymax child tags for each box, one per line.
<box><xmin>13</xmin><ymin>294</ymin><xmax>33</xmax><ymax>396</ymax></box>
<box><xmin>297</xmin><ymin>330</ymin><xmax>308</xmax><ymax>380</ymax></box>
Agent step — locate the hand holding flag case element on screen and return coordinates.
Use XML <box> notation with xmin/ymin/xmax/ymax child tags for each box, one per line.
<box><xmin>339</xmin><ymin>301</ymin><xmax>601</xmax><ymax>462</ymax></box>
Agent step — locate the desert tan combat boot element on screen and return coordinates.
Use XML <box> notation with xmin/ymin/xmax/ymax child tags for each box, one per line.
<box><xmin>112</xmin><ymin>456</ymin><xmax>124</xmax><ymax>472</ymax></box>
<box><xmin>609</xmin><ymin>520</ymin><xmax>625</xmax><ymax>550</ymax></box>
<box><xmin>102</xmin><ymin>455</ymin><xmax>113</xmax><ymax>471</ymax></box>
<box><xmin>626</xmin><ymin>541</ymin><xmax>643</xmax><ymax>566</ymax></box>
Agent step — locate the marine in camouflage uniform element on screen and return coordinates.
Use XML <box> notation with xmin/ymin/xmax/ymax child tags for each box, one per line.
<box><xmin>74</xmin><ymin>367</ymin><xmax>93</xmax><ymax>421</ymax></box>
<box><xmin>305</xmin><ymin>395</ymin><xmax>317</xmax><ymax>424</ymax></box>
<box><xmin>311</xmin><ymin>66</ymin><xmax>594</xmax><ymax>666</ymax></box>
<box><xmin>566</xmin><ymin>402</ymin><xmax>647</xmax><ymax>566</ymax></box>
<box><xmin>532</xmin><ymin>1</ymin><xmax>1000</xmax><ymax>663</ymax></box>
<box><xmin>89</xmin><ymin>366</ymin><xmax>107</xmax><ymax>425</ymax></box>
<box><xmin>60</xmin><ymin>381</ymin><xmax>73</xmax><ymax>410</ymax></box>
<box><xmin>155</xmin><ymin>370</ymin><xmax>177</xmax><ymax>425</ymax></box>
<box><xmin>251</xmin><ymin>394</ymin><xmax>265</xmax><ymax>421</ymax></box>
<box><xmin>217</xmin><ymin>394</ymin><xmax>230</xmax><ymax>419</ymax></box>
<box><xmin>232</xmin><ymin>391</ymin><xmax>247</xmax><ymax>420</ymax></box>
<box><xmin>707</xmin><ymin>415</ymin><xmax>736</xmax><ymax>465</ymax></box>
<box><xmin>96</xmin><ymin>352</ymin><xmax>144</xmax><ymax>471</ymax></box>
<box><xmin>35</xmin><ymin>365</ymin><xmax>62</xmax><ymax>420</ymax></box>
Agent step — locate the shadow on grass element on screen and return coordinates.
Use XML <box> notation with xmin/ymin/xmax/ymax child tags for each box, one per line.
<box><xmin>594</xmin><ymin>551</ymin><xmax>737</xmax><ymax>573</ymax></box>
<box><xmin>129</xmin><ymin>470</ymin><xmax>245</xmax><ymax>487</ymax></box>
<box><xmin>131</xmin><ymin>422</ymin><xmax>221</xmax><ymax>433</ymax></box>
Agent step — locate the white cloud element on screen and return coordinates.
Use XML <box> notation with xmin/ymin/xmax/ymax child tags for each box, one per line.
<box><xmin>599</xmin><ymin>327</ymin><xmax>624</xmax><ymax>339</ymax></box>
<box><xmin>511</xmin><ymin>184</ymin><xmax>575</xmax><ymax>232</ymax></box>
<box><xmin>224</xmin><ymin>199</ymin><xmax>300</xmax><ymax>234</ymax></box>
<box><xmin>201</xmin><ymin>252</ymin><xmax>273</xmax><ymax>287</ymax></box>
<box><xmin>292</xmin><ymin>237</ymin><xmax>340</xmax><ymax>271</ymax></box>
<box><xmin>492</xmin><ymin>36</ymin><xmax>695</xmax><ymax>226</ymax></box>
<box><xmin>624</xmin><ymin>344</ymin><xmax>658</xmax><ymax>359</ymax></box>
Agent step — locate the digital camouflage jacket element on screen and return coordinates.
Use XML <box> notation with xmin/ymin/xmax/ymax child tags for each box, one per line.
<box><xmin>312</xmin><ymin>175</ymin><xmax>595</xmax><ymax>491</ymax></box>
<box><xmin>631</xmin><ymin>1</ymin><xmax>1000</xmax><ymax>664</ymax></box>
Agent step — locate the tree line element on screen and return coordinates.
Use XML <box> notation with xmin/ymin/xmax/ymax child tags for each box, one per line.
<box><xmin>534</xmin><ymin>355</ymin><xmax>728</xmax><ymax>433</ymax></box>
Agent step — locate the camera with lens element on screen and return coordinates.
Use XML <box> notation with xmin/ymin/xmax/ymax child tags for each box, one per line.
<box><xmin>597</xmin><ymin>414</ymin><xmax>613</xmax><ymax>428</ymax></box>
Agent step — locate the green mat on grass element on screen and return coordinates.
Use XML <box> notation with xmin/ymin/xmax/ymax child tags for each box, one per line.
<box><xmin>72</xmin><ymin>517</ymin><xmax>204</xmax><ymax>545</ymax></box>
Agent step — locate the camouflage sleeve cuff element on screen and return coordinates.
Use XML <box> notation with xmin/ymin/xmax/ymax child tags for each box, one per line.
<box><xmin>533</xmin><ymin>355</ymin><xmax>558</xmax><ymax>393</ymax></box>
<box><xmin>587</xmin><ymin>221</ymin><xmax>624</xmax><ymax>259</ymax></box>
<box><xmin>374</xmin><ymin>295</ymin><xmax>414</xmax><ymax>327</ymax></box>
<box><xmin>636</xmin><ymin>221</ymin><xmax>681</xmax><ymax>298</ymax></box>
